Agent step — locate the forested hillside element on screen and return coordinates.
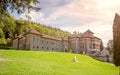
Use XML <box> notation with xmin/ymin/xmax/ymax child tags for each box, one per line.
<box><xmin>0</xmin><ymin>12</ymin><xmax>71</xmax><ymax>45</ymax></box>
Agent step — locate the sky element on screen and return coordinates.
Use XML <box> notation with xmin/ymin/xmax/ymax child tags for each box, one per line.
<box><xmin>14</xmin><ymin>0</ymin><xmax>120</xmax><ymax>47</ymax></box>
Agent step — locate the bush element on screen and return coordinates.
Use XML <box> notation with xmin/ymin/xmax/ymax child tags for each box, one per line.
<box><xmin>0</xmin><ymin>28</ymin><xmax>4</xmax><ymax>38</ymax></box>
<box><xmin>0</xmin><ymin>38</ymin><xmax>6</xmax><ymax>45</ymax></box>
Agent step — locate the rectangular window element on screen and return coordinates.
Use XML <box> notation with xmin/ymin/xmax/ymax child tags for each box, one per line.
<box><xmin>42</xmin><ymin>40</ymin><xmax>44</xmax><ymax>43</ymax></box>
<box><xmin>42</xmin><ymin>47</ymin><xmax>44</xmax><ymax>49</ymax></box>
<box><xmin>52</xmin><ymin>48</ymin><xmax>54</xmax><ymax>51</ymax></box>
<box><xmin>33</xmin><ymin>38</ymin><xmax>35</xmax><ymax>42</ymax></box>
<box><xmin>33</xmin><ymin>46</ymin><xmax>35</xmax><ymax>48</ymax></box>
<box><xmin>51</xmin><ymin>42</ymin><xmax>55</xmax><ymax>45</ymax></box>
<box><xmin>37</xmin><ymin>46</ymin><xmax>39</xmax><ymax>49</ymax></box>
<box><xmin>47</xmin><ymin>41</ymin><xmax>49</xmax><ymax>44</ymax></box>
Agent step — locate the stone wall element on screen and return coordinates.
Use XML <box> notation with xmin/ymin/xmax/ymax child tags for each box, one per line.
<box><xmin>13</xmin><ymin>32</ymin><xmax>69</xmax><ymax>52</ymax></box>
<box><xmin>13</xmin><ymin>39</ymin><xmax>18</xmax><ymax>49</ymax></box>
<box><xmin>93</xmin><ymin>55</ymin><xmax>113</xmax><ymax>63</ymax></box>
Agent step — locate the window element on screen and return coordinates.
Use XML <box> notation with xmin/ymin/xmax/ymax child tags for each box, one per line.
<box><xmin>65</xmin><ymin>50</ymin><xmax>67</xmax><ymax>52</ymax></box>
<box><xmin>37</xmin><ymin>39</ymin><xmax>39</xmax><ymax>43</ymax></box>
<box><xmin>93</xmin><ymin>44</ymin><xmax>95</xmax><ymax>49</ymax></box>
<box><xmin>37</xmin><ymin>46</ymin><xmax>39</xmax><ymax>49</ymax></box>
<box><xmin>42</xmin><ymin>40</ymin><xmax>44</xmax><ymax>43</ymax></box>
<box><xmin>89</xmin><ymin>45</ymin><xmax>91</xmax><ymax>49</ymax></box>
<box><xmin>52</xmin><ymin>48</ymin><xmax>54</xmax><ymax>51</ymax></box>
<box><xmin>51</xmin><ymin>42</ymin><xmax>55</xmax><ymax>45</ymax></box>
<box><xmin>72</xmin><ymin>50</ymin><xmax>75</xmax><ymax>53</ymax></box>
<box><xmin>47</xmin><ymin>41</ymin><xmax>49</xmax><ymax>44</ymax></box>
<box><xmin>47</xmin><ymin>47</ymin><xmax>49</xmax><ymax>50</ymax></box>
<box><xmin>83</xmin><ymin>44</ymin><xmax>84</xmax><ymax>48</ymax></box>
<box><xmin>24</xmin><ymin>44</ymin><xmax>26</xmax><ymax>48</ymax></box>
<box><xmin>33</xmin><ymin>38</ymin><xmax>35</xmax><ymax>42</ymax></box>
<box><xmin>33</xmin><ymin>46</ymin><xmax>35</xmax><ymax>48</ymax></box>
<box><xmin>42</xmin><ymin>47</ymin><xmax>44</xmax><ymax>49</ymax></box>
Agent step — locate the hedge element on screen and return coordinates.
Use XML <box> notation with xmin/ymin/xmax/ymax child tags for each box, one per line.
<box><xmin>0</xmin><ymin>45</ymin><xmax>14</xmax><ymax>49</ymax></box>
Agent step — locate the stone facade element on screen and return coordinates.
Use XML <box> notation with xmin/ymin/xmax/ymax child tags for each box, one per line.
<box><xmin>13</xmin><ymin>29</ymin><xmax>113</xmax><ymax>62</ymax></box>
<box><xmin>13</xmin><ymin>30</ymin><xmax>68</xmax><ymax>52</ymax></box>
<box><xmin>13</xmin><ymin>29</ymin><xmax>102</xmax><ymax>55</ymax></box>
<box><xmin>68</xmin><ymin>30</ymin><xmax>102</xmax><ymax>55</ymax></box>
<box><xmin>13</xmin><ymin>30</ymin><xmax>110</xmax><ymax>60</ymax></box>
<box><xmin>13</xmin><ymin>30</ymin><xmax>102</xmax><ymax>54</ymax></box>
<box><xmin>107</xmin><ymin>40</ymin><xmax>113</xmax><ymax>53</ymax></box>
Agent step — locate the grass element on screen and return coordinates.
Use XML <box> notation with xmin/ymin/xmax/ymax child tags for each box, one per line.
<box><xmin>0</xmin><ymin>50</ymin><xmax>118</xmax><ymax>75</ymax></box>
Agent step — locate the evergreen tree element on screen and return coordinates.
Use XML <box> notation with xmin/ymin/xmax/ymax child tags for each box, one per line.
<box><xmin>113</xmin><ymin>13</ymin><xmax>120</xmax><ymax>75</ymax></box>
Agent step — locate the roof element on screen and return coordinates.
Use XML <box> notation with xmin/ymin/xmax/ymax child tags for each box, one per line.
<box><xmin>16</xmin><ymin>34</ymin><xmax>24</xmax><ymax>39</ymax></box>
<box><xmin>68</xmin><ymin>36</ymin><xmax>80</xmax><ymax>39</ymax></box>
<box><xmin>28</xmin><ymin>29</ymin><xmax>42</xmax><ymax>35</ymax></box>
<box><xmin>69</xmin><ymin>29</ymin><xmax>101</xmax><ymax>40</ymax></box>
<box><xmin>62</xmin><ymin>37</ymin><xmax>68</xmax><ymax>41</ymax></box>
<box><xmin>80</xmin><ymin>36</ymin><xmax>101</xmax><ymax>40</ymax></box>
<box><xmin>84</xmin><ymin>29</ymin><xmax>94</xmax><ymax>34</ymax></box>
<box><xmin>93</xmin><ymin>36</ymin><xmax>101</xmax><ymax>40</ymax></box>
<box><xmin>42</xmin><ymin>35</ymin><xmax>61</xmax><ymax>41</ymax></box>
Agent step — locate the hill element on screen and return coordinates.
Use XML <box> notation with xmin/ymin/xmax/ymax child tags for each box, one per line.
<box><xmin>0</xmin><ymin>12</ymin><xmax>71</xmax><ymax>40</ymax></box>
<box><xmin>0</xmin><ymin>13</ymin><xmax>71</xmax><ymax>46</ymax></box>
<box><xmin>0</xmin><ymin>50</ymin><xmax>118</xmax><ymax>75</ymax></box>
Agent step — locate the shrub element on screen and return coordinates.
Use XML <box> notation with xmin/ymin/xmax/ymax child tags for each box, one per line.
<box><xmin>0</xmin><ymin>38</ymin><xmax>6</xmax><ymax>45</ymax></box>
<box><xmin>0</xmin><ymin>28</ymin><xmax>4</xmax><ymax>38</ymax></box>
<box><xmin>0</xmin><ymin>45</ymin><xmax>14</xmax><ymax>49</ymax></box>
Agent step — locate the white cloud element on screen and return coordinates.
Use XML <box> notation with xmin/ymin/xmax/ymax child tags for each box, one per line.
<box><xmin>19</xmin><ymin>0</ymin><xmax>120</xmax><ymax>46</ymax></box>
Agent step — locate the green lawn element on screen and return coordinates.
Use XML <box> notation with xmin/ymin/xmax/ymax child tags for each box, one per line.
<box><xmin>0</xmin><ymin>50</ymin><xmax>118</xmax><ymax>75</ymax></box>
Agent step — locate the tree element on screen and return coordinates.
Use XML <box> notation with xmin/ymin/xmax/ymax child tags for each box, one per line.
<box><xmin>0</xmin><ymin>0</ymin><xmax>40</xmax><ymax>38</ymax></box>
<box><xmin>0</xmin><ymin>28</ymin><xmax>6</xmax><ymax>45</ymax></box>
<box><xmin>113</xmin><ymin>13</ymin><xmax>120</xmax><ymax>75</ymax></box>
<box><xmin>100</xmin><ymin>41</ymin><xmax>104</xmax><ymax>51</ymax></box>
<box><xmin>0</xmin><ymin>0</ymin><xmax>40</xmax><ymax>14</ymax></box>
<box><xmin>0</xmin><ymin>12</ymin><xmax>16</xmax><ymax>39</ymax></box>
<box><xmin>0</xmin><ymin>28</ymin><xmax>4</xmax><ymax>38</ymax></box>
<box><xmin>0</xmin><ymin>0</ymin><xmax>40</xmax><ymax>22</ymax></box>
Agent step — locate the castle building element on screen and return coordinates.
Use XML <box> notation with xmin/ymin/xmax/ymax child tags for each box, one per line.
<box><xmin>13</xmin><ymin>29</ymin><xmax>102</xmax><ymax>55</ymax></box>
<box><xmin>107</xmin><ymin>40</ymin><xmax>113</xmax><ymax>53</ymax></box>
<box><xmin>13</xmin><ymin>30</ymin><xmax>68</xmax><ymax>52</ymax></box>
<box><xmin>68</xmin><ymin>30</ymin><xmax>102</xmax><ymax>55</ymax></box>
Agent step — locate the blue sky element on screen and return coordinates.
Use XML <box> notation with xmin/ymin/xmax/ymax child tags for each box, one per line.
<box><xmin>12</xmin><ymin>0</ymin><xmax>120</xmax><ymax>46</ymax></box>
